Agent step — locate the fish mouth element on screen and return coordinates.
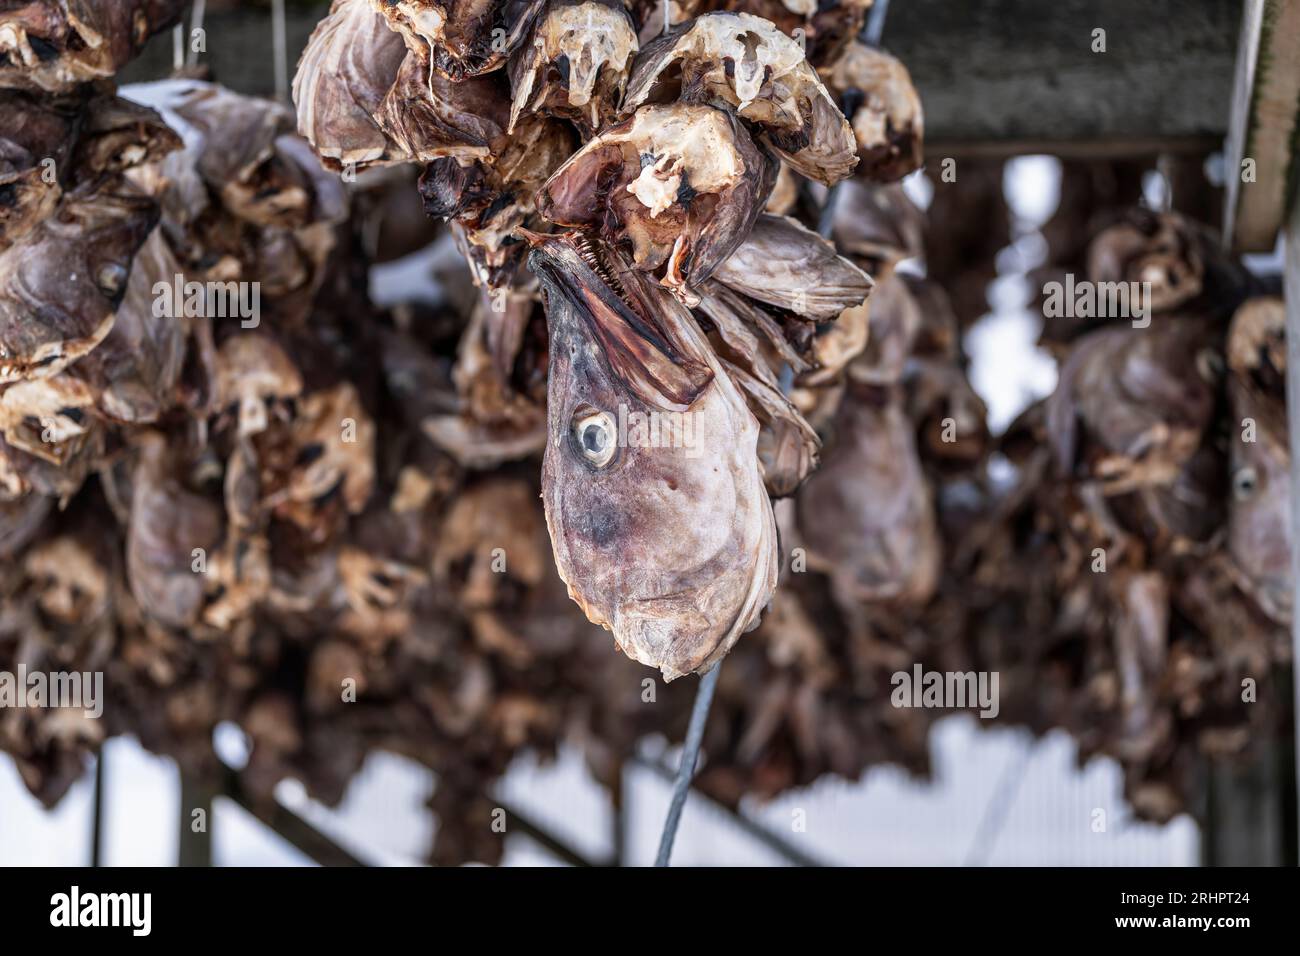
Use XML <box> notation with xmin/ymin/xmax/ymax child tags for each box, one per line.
<box><xmin>524</xmin><ymin>228</ymin><xmax>714</xmax><ymax>410</ymax></box>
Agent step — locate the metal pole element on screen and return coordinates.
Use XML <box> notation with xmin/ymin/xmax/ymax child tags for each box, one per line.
<box><xmin>90</xmin><ymin>745</ymin><xmax>104</xmax><ymax>867</ymax></box>
<box><xmin>178</xmin><ymin>772</ymin><xmax>215</xmax><ymax>867</ymax></box>
<box><xmin>963</xmin><ymin>734</ymin><xmax>1035</xmax><ymax>866</ymax></box>
<box><xmin>171</xmin><ymin>24</ymin><xmax>183</xmax><ymax>72</ymax></box>
<box><xmin>611</xmin><ymin>761</ymin><xmax>627</xmax><ymax>867</ymax></box>
<box><xmin>1284</xmin><ymin>192</ymin><xmax>1300</xmax><ymax>863</ymax></box>
<box><xmin>185</xmin><ymin>0</ymin><xmax>206</xmax><ymax>69</ymax></box>
<box><xmin>271</xmin><ymin>0</ymin><xmax>288</xmax><ymax>103</ymax></box>
<box><xmin>654</xmin><ymin>663</ymin><xmax>722</xmax><ymax>866</ymax></box>
<box><xmin>863</xmin><ymin>0</ymin><xmax>891</xmax><ymax>47</ymax></box>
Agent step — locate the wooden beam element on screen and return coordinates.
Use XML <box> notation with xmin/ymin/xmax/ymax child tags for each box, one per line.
<box><xmin>1286</xmin><ymin>174</ymin><xmax>1300</xmax><ymax>866</ymax></box>
<box><xmin>220</xmin><ymin>767</ymin><xmax>366</xmax><ymax>867</ymax></box>
<box><xmin>117</xmin><ymin>1</ymin><xmax>1241</xmax><ymax>152</ymax></box>
<box><xmin>1224</xmin><ymin>0</ymin><xmax>1300</xmax><ymax>251</ymax></box>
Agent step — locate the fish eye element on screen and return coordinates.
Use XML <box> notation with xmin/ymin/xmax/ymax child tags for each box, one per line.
<box><xmin>1196</xmin><ymin>348</ymin><xmax>1224</xmax><ymax>382</ymax></box>
<box><xmin>572</xmin><ymin>407</ymin><xmax>617</xmax><ymax>468</ymax></box>
<box><xmin>1232</xmin><ymin>466</ymin><xmax>1258</xmax><ymax>500</ymax></box>
<box><xmin>96</xmin><ymin>262</ymin><xmax>128</xmax><ymax>299</ymax></box>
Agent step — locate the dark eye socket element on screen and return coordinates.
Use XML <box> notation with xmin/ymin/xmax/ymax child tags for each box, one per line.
<box><xmin>1232</xmin><ymin>466</ymin><xmax>1259</xmax><ymax>500</ymax></box>
<box><xmin>581</xmin><ymin>423</ymin><xmax>606</xmax><ymax>453</ymax></box>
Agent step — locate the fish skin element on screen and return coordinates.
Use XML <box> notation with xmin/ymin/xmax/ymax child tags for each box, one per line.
<box><xmin>530</xmin><ymin>231</ymin><xmax>778</xmax><ymax>680</ymax></box>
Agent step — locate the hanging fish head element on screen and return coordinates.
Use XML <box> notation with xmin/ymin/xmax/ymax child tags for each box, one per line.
<box><xmin>526</xmin><ymin>229</ymin><xmax>778</xmax><ymax>680</ymax></box>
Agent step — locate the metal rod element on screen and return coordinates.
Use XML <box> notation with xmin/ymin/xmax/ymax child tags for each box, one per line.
<box><xmin>963</xmin><ymin>734</ymin><xmax>1035</xmax><ymax>866</ymax></box>
<box><xmin>862</xmin><ymin>0</ymin><xmax>891</xmax><ymax>47</ymax></box>
<box><xmin>171</xmin><ymin>24</ymin><xmax>183</xmax><ymax>72</ymax></box>
<box><xmin>1284</xmin><ymin>191</ymin><xmax>1300</xmax><ymax>863</ymax></box>
<box><xmin>185</xmin><ymin>0</ymin><xmax>206</xmax><ymax>69</ymax></box>
<box><xmin>178</xmin><ymin>772</ymin><xmax>215</xmax><ymax>867</ymax></box>
<box><xmin>654</xmin><ymin>663</ymin><xmax>722</xmax><ymax>866</ymax></box>
<box><xmin>634</xmin><ymin>755</ymin><xmax>827</xmax><ymax>867</ymax></box>
<box><xmin>611</xmin><ymin>761</ymin><xmax>627</xmax><ymax>867</ymax></box>
<box><xmin>271</xmin><ymin>0</ymin><xmax>288</xmax><ymax>103</ymax></box>
<box><xmin>90</xmin><ymin>745</ymin><xmax>104</xmax><ymax>867</ymax></box>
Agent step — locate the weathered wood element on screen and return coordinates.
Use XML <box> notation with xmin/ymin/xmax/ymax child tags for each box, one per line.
<box><xmin>1224</xmin><ymin>0</ymin><xmax>1300</xmax><ymax>251</ymax></box>
<box><xmin>118</xmin><ymin>1</ymin><xmax>1242</xmax><ymax>151</ymax></box>
<box><xmin>1201</xmin><ymin>743</ymin><xmax>1295</xmax><ymax>865</ymax></box>
<box><xmin>1286</xmin><ymin>171</ymin><xmax>1300</xmax><ymax>864</ymax></box>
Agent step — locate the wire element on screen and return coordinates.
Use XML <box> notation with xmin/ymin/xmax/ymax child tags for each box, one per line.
<box><xmin>963</xmin><ymin>733</ymin><xmax>1035</xmax><ymax>866</ymax></box>
<box><xmin>654</xmin><ymin>663</ymin><xmax>723</xmax><ymax>866</ymax></box>
<box><xmin>863</xmin><ymin>0</ymin><xmax>891</xmax><ymax>47</ymax></box>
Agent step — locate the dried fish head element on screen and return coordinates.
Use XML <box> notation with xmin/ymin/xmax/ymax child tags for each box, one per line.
<box><xmin>294</xmin><ymin>0</ymin><xmax>411</xmax><ymax>169</ymax></box>
<box><xmin>215</xmin><ymin>334</ymin><xmax>304</xmax><ymax>438</ymax></box>
<box><xmin>69</xmin><ymin>94</ymin><xmax>182</xmax><ymax>188</ymax></box>
<box><xmin>509</xmin><ymin>0</ymin><xmax>639</xmax><ymax>134</ymax></box>
<box><xmin>0</xmin><ymin>189</ymin><xmax>157</xmax><ymax>384</ymax></box>
<box><xmin>25</xmin><ymin>536</ymin><xmax>109</xmax><ymax>625</ymax></box>
<box><xmin>126</xmin><ymin>432</ymin><xmax>224</xmax><ymax>629</ymax></box>
<box><xmin>376</xmin><ymin>55</ymin><xmax>508</xmax><ymax>166</ymax></box>
<box><xmin>0</xmin><ymin>374</ymin><xmax>96</xmax><ymax>467</ymax></box>
<box><xmin>1047</xmin><ymin>320</ymin><xmax>1218</xmax><ymax>492</ymax></box>
<box><xmin>0</xmin><ymin>0</ymin><xmax>185</xmax><ymax>92</ymax></box>
<box><xmin>529</xmin><ymin>230</ymin><xmax>778</xmax><ymax>680</ymax></box>
<box><xmin>796</xmin><ymin>385</ymin><xmax>940</xmax><ymax>606</ymax></box>
<box><xmin>720</xmin><ymin>0</ymin><xmax>872</xmax><ymax>64</ymax></box>
<box><xmin>1087</xmin><ymin>210</ymin><xmax>1205</xmax><ymax>314</ymax></box>
<box><xmin>1225</xmin><ymin>297</ymin><xmax>1291</xmax><ymax>624</ymax></box>
<box><xmin>67</xmin><ymin>228</ymin><xmax>187</xmax><ymax>423</ymax></box>
<box><xmin>820</xmin><ymin>40</ymin><xmax>923</xmax><ymax>182</ymax></box>
<box><xmin>272</xmin><ymin>383</ymin><xmax>377</xmax><ymax>539</ymax></box>
<box><xmin>538</xmin><ymin>103</ymin><xmax>774</xmax><ymax>292</ymax></box>
<box><xmin>370</xmin><ymin>0</ymin><xmax>545</xmax><ymax>80</ymax></box>
<box><xmin>844</xmin><ymin>271</ymin><xmax>918</xmax><ymax>386</ymax></box>
<box><xmin>0</xmin><ymin>89</ymin><xmax>80</xmax><ymax>252</ymax></box>
<box><xmin>623</xmin><ymin>12</ymin><xmax>857</xmax><ymax>184</ymax></box>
